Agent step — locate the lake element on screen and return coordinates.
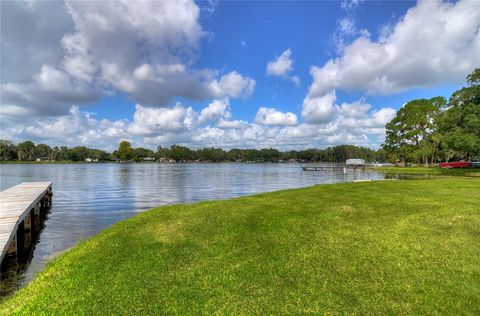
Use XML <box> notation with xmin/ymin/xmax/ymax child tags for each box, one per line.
<box><xmin>0</xmin><ymin>162</ymin><xmax>385</xmax><ymax>295</ymax></box>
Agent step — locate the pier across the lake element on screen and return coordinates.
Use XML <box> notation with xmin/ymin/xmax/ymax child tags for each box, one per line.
<box><xmin>0</xmin><ymin>182</ymin><xmax>52</xmax><ymax>264</ymax></box>
<box><xmin>302</xmin><ymin>165</ymin><xmax>369</xmax><ymax>172</ymax></box>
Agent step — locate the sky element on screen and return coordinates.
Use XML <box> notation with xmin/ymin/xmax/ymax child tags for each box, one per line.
<box><xmin>1</xmin><ymin>0</ymin><xmax>479</xmax><ymax>151</ymax></box>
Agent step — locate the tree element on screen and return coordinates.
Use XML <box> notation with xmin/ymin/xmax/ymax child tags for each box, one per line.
<box><xmin>0</xmin><ymin>140</ymin><xmax>17</xmax><ymax>161</ymax></box>
<box><xmin>169</xmin><ymin>145</ymin><xmax>193</xmax><ymax>162</ymax></box>
<box><xmin>117</xmin><ymin>141</ymin><xmax>134</xmax><ymax>162</ymax></box>
<box><xmin>67</xmin><ymin>146</ymin><xmax>90</xmax><ymax>161</ymax></box>
<box><xmin>438</xmin><ymin>69</ymin><xmax>480</xmax><ymax>160</ymax></box>
<box><xmin>383</xmin><ymin>97</ymin><xmax>446</xmax><ymax>166</ymax></box>
<box><xmin>132</xmin><ymin>147</ymin><xmax>155</xmax><ymax>162</ymax></box>
<box><xmin>35</xmin><ymin>143</ymin><xmax>53</xmax><ymax>159</ymax></box>
<box><xmin>17</xmin><ymin>141</ymin><xmax>36</xmax><ymax>161</ymax></box>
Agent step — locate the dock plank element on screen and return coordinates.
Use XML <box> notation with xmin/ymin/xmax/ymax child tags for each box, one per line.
<box><xmin>0</xmin><ymin>182</ymin><xmax>52</xmax><ymax>262</ymax></box>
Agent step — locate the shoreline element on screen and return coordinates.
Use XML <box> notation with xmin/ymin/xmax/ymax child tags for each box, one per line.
<box><xmin>2</xmin><ymin>178</ymin><xmax>479</xmax><ymax>314</ymax></box>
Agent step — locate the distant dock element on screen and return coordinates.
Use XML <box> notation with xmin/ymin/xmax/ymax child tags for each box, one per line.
<box><xmin>302</xmin><ymin>165</ymin><xmax>370</xmax><ymax>172</ymax></box>
<box><xmin>0</xmin><ymin>182</ymin><xmax>52</xmax><ymax>264</ymax></box>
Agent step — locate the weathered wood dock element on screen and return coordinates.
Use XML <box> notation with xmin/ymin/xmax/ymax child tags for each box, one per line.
<box><xmin>0</xmin><ymin>182</ymin><xmax>52</xmax><ymax>263</ymax></box>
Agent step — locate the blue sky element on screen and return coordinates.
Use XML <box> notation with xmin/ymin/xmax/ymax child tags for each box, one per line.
<box><xmin>1</xmin><ymin>0</ymin><xmax>479</xmax><ymax>150</ymax></box>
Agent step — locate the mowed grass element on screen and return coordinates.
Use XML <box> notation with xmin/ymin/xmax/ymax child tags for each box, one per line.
<box><xmin>1</xmin><ymin>179</ymin><xmax>479</xmax><ymax>315</ymax></box>
<box><xmin>373</xmin><ymin>166</ymin><xmax>480</xmax><ymax>176</ymax></box>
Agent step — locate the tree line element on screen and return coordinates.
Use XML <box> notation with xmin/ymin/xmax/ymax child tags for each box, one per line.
<box><xmin>0</xmin><ymin>139</ymin><xmax>386</xmax><ymax>163</ymax></box>
<box><xmin>383</xmin><ymin>69</ymin><xmax>480</xmax><ymax>166</ymax></box>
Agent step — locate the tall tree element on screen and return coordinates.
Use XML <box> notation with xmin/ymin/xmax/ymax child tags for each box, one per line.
<box><xmin>0</xmin><ymin>140</ymin><xmax>17</xmax><ymax>161</ymax></box>
<box><xmin>17</xmin><ymin>141</ymin><xmax>36</xmax><ymax>161</ymax></box>
<box><xmin>117</xmin><ymin>141</ymin><xmax>133</xmax><ymax>162</ymax></box>
<box><xmin>438</xmin><ymin>69</ymin><xmax>480</xmax><ymax>160</ymax></box>
<box><xmin>383</xmin><ymin>97</ymin><xmax>446</xmax><ymax>166</ymax></box>
<box><xmin>35</xmin><ymin>143</ymin><xmax>53</xmax><ymax>159</ymax></box>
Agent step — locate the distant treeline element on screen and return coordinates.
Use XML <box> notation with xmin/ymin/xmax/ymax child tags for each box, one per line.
<box><xmin>0</xmin><ymin>140</ymin><xmax>386</xmax><ymax>163</ymax></box>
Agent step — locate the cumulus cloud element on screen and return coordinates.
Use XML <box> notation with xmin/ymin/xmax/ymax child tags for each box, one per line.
<box><xmin>2</xmin><ymin>106</ymin><xmax>128</xmax><ymax>150</ymax></box>
<box><xmin>2</xmin><ymin>98</ymin><xmax>396</xmax><ymax>151</ymax></box>
<box><xmin>198</xmin><ymin>100</ymin><xmax>231</xmax><ymax>124</ymax></box>
<box><xmin>209</xmin><ymin>71</ymin><xmax>256</xmax><ymax>99</ymax></box>
<box><xmin>301</xmin><ymin>88</ymin><xmax>396</xmax><ymax>129</ymax></box>
<box><xmin>254</xmin><ymin>107</ymin><xmax>298</xmax><ymax>126</ymax></box>
<box><xmin>301</xmin><ymin>92</ymin><xmax>339</xmax><ymax>124</ymax></box>
<box><xmin>1</xmin><ymin>1</ymin><xmax>74</xmax><ymax>83</ymax></box>
<box><xmin>311</xmin><ymin>0</ymin><xmax>480</xmax><ymax>97</ymax></box>
<box><xmin>128</xmin><ymin>104</ymin><xmax>197</xmax><ymax>136</ymax></box>
<box><xmin>266</xmin><ymin>49</ymin><xmax>300</xmax><ymax>85</ymax></box>
<box><xmin>1</xmin><ymin>65</ymin><xmax>100</xmax><ymax>118</ymax></box>
<box><xmin>1</xmin><ymin>0</ymin><xmax>256</xmax><ymax>120</ymax></box>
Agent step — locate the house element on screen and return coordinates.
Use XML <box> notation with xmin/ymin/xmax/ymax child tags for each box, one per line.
<box><xmin>142</xmin><ymin>157</ymin><xmax>156</xmax><ymax>162</ymax></box>
<box><xmin>346</xmin><ymin>158</ymin><xmax>365</xmax><ymax>166</ymax></box>
<box><xmin>36</xmin><ymin>157</ymin><xmax>53</xmax><ymax>162</ymax></box>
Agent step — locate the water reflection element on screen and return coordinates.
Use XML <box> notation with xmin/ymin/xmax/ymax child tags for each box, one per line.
<box><xmin>0</xmin><ymin>162</ymin><xmax>384</xmax><ymax>295</ymax></box>
<box><xmin>1</xmin><ymin>206</ymin><xmax>51</xmax><ymax>296</ymax></box>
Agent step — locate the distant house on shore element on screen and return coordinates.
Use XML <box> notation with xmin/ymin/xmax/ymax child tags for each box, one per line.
<box><xmin>158</xmin><ymin>157</ymin><xmax>176</xmax><ymax>163</ymax></box>
<box><xmin>346</xmin><ymin>158</ymin><xmax>365</xmax><ymax>166</ymax></box>
<box><xmin>36</xmin><ymin>157</ymin><xmax>53</xmax><ymax>162</ymax></box>
<box><xmin>85</xmin><ymin>158</ymin><xmax>99</xmax><ymax>163</ymax></box>
<box><xmin>142</xmin><ymin>157</ymin><xmax>156</xmax><ymax>162</ymax></box>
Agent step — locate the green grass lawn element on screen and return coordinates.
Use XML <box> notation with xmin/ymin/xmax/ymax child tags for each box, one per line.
<box><xmin>1</xmin><ymin>179</ymin><xmax>479</xmax><ymax>314</ymax></box>
<box><xmin>373</xmin><ymin>166</ymin><xmax>480</xmax><ymax>176</ymax></box>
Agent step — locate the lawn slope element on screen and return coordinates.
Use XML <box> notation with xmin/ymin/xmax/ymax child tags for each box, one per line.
<box><xmin>1</xmin><ymin>179</ymin><xmax>479</xmax><ymax>315</ymax></box>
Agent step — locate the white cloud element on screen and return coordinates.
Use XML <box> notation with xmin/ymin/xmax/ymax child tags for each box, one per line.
<box><xmin>1</xmin><ymin>0</ymin><xmax>256</xmax><ymax>120</ymax></box>
<box><xmin>209</xmin><ymin>71</ymin><xmax>256</xmax><ymax>99</ymax></box>
<box><xmin>254</xmin><ymin>107</ymin><xmax>298</xmax><ymax>126</ymax></box>
<box><xmin>266</xmin><ymin>49</ymin><xmax>294</xmax><ymax>77</ymax></box>
<box><xmin>217</xmin><ymin>119</ymin><xmax>249</xmax><ymax>129</ymax></box>
<box><xmin>198</xmin><ymin>100</ymin><xmax>231</xmax><ymax>124</ymax></box>
<box><xmin>2</xmin><ymin>98</ymin><xmax>396</xmax><ymax>151</ymax></box>
<box><xmin>311</xmin><ymin>0</ymin><xmax>480</xmax><ymax>97</ymax></box>
<box><xmin>1</xmin><ymin>1</ymin><xmax>74</xmax><ymax>83</ymax></box>
<box><xmin>341</xmin><ymin>0</ymin><xmax>365</xmax><ymax>11</ymax></box>
<box><xmin>301</xmin><ymin>92</ymin><xmax>339</xmax><ymax>124</ymax></box>
<box><xmin>266</xmin><ymin>49</ymin><xmax>300</xmax><ymax>85</ymax></box>
<box><xmin>1</xmin><ymin>65</ymin><xmax>100</xmax><ymax>118</ymax></box>
<box><xmin>128</xmin><ymin>104</ymin><xmax>197</xmax><ymax>136</ymax></box>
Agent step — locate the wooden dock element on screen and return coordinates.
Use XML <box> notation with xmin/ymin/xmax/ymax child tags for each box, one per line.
<box><xmin>0</xmin><ymin>182</ymin><xmax>52</xmax><ymax>263</ymax></box>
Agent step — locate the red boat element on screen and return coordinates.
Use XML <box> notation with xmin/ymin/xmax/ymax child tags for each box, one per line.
<box><xmin>439</xmin><ymin>161</ymin><xmax>472</xmax><ymax>168</ymax></box>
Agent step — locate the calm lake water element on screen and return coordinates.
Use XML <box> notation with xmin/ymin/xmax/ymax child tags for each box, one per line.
<box><xmin>0</xmin><ymin>162</ymin><xmax>385</xmax><ymax>295</ymax></box>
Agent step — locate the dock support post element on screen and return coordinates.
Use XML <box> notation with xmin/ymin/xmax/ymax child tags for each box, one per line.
<box><xmin>34</xmin><ymin>204</ymin><xmax>41</xmax><ymax>216</ymax></box>
<box><xmin>24</xmin><ymin>211</ymin><xmax>32</xmax><ymax>231</ymax></box>
<box><xmin>7</xmin><ymin>233</ymin><xmax>17</xmax><ymax>256</ymax></box>
<box><xmin>23</xmin><ymin>216</ymin><xmax>32</xmax><ymax>249</ymax></box>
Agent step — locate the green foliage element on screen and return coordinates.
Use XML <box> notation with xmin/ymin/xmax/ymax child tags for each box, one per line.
<box><xmin>16</xmin><ymin>141</ymin><xmax>36</xmax><ymax>161</ymax></box>
<box><xmin>383</xmin><ymin>97</ymin><xmax>446</xmax><ymax>165</ymax></box>
<box><xmin>132</xmin><ymin>147</ymin><xmax>155</xmax><ymax>162</ymax></box>
<box><xmin>2</xmin><ymin>179</ymin><xmax>479</xmax><ymax>314</ymax></box>
<box><xmin>383</xmin><ymin>68</ymin><xmax>480</xmax><ymax>164</ymax></box>
<box><xmin>0</xmin><ymin>140</ymin><xmax>17</xmax><ymax>161</ymax></box>
<box><xmin>438</xmin><ymin>68</ymin><xmax>480</xmax><ymax>160</ymax></box>
<box><xmin>117</xmin><ymin>141</ymin><xmax>133</xmax><ymax>162</ymax></box>
<box><xmin>1</xmin><ymin>140</ymin><xmax>386</xmax><ymax>164</ymax></box>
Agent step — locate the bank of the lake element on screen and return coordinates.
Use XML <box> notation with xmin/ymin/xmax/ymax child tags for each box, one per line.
<box><xmin>1</xmin><ymin>178</ymin><xmax>479</xmax><ymax>314</ymax></box>
<box><xmin>374</xmin><ymin>166</ymin><xmax>480</xmax><ymax>177</ymax></box>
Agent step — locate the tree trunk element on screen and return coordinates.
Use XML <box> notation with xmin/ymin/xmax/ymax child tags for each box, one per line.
<box><xmin>423</xmin><ymin>155</ymin><xmax>429</xmax><ymax>167</ymax></box>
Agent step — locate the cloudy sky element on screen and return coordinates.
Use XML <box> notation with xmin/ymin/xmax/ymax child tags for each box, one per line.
<box><xmin>1</xmin><ymin>0</ymin><xmax>479</xmax><ymax>151</ymax></box>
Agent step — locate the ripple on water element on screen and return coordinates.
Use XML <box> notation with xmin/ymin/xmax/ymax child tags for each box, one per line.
<box><xmin>0</xmin><ymin>162</ymin><xmax>385</xmax><ymax>295</ymax></box>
